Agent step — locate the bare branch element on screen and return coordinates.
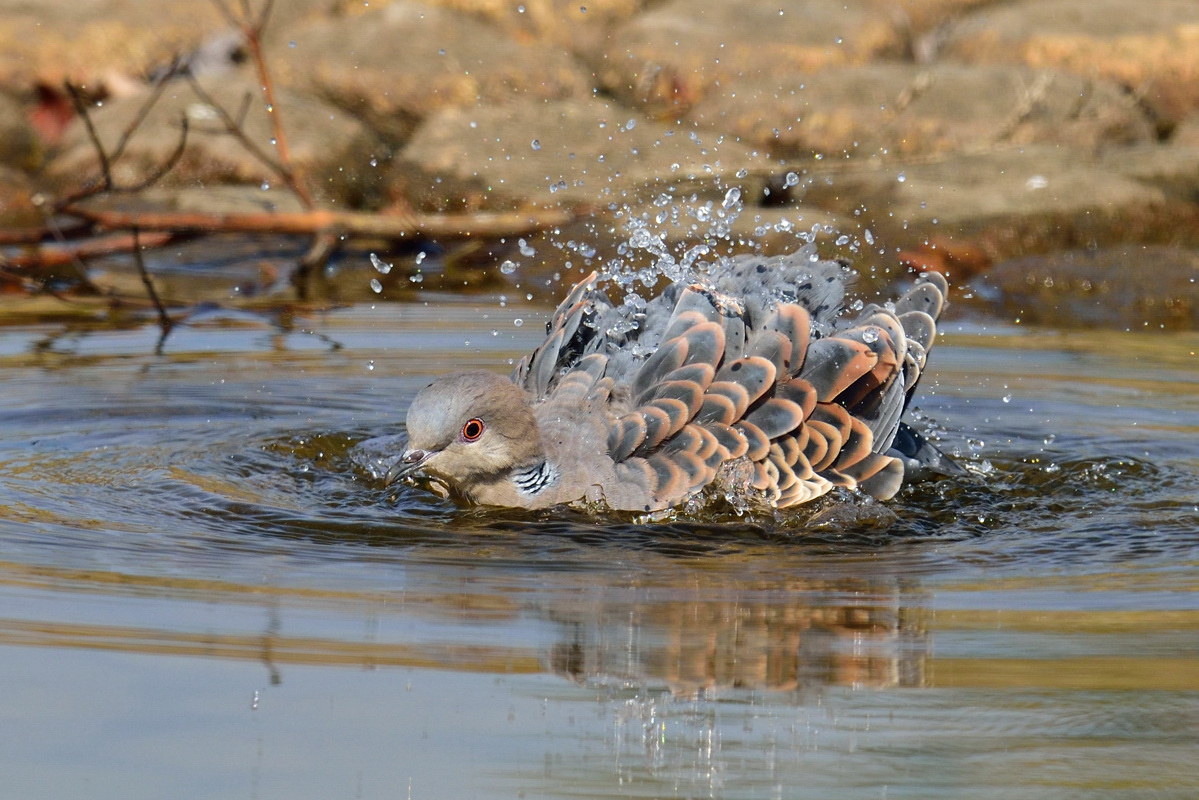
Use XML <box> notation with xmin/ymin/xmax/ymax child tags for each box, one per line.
<box><xmin>294</xmin><ymin>228</ymin><xmax>341</xmax><ymax>300</ymax></box>
<box><xmin>0</xmin><ymin>219</ymin><xmax>90</xmax><ymax>245</ymax></box>
<box><xmin>0</xmin><ymin>230</ymin><xmax>174</xmax><ymax>271</ymax></box>
<box><xmin>252</xmin><ymin>0</ymin><xmax>275</xmax><ymax>37</ymax></box>
<box><xmin>209</xmin><ymin>0</ymin><xmax>240</xmax><ymax>28</ymax></box>
<box><xmin>123</xmin><ymin>116</ymin><xmax>191</xmax><ymax>193</ymax></box>
<box><xmin>61</xmin><ymin>206</ymin><xmax>578</xmax><ymax>239</ymax></box>
<box><xmin>110</xmin><ymin>56</ymin><xmax>183</xmax><ymax>164</ymax></box>
<box><xmin>63</xmin><ymin>82</ymin><xmax>113</xmax><ymax>193</ymax></box>
<box><xmin>205</xmin><ymin>0</ymin><xmax>311</xmax><ymax>208</ymax></box>
<box><xmin>185</xmin><ymin>73</ymin><xmax>286</xmax><ymax>176</ymax></box>
<box><xmin>57</xmin><ymin>61</ymin><xmax>189</xmax><ymax>209</ymax></box>
<box><xmin>242</xmin><ymin>8</ymin><xmax>311</xmax><ymax>208</ymax></box>
<box><xmin>234</xmin><ymin>91</ymin><xmax>253</xmax><ymax>129</ymax></box>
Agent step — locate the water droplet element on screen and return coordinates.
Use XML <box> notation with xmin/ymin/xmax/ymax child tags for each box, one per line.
<box><xmin>370</xmin><ymin>253</ymin><xmax>393</xmax><ymax>274</ymax></box>
<box><xmin>513</xmin><ymin>318</ymin><xmax>524</xmax><ymax>327</ymax></box>
<box><xmin>366</xmin><ymin>360</ymin><xmax>376</xmax><ymax>371</ymax></box>
<box><xmin>736</xmin><ymin>168</ymin><xmax>748</xmax><ymax>179</ymax></box>
<box><xmin>897</xmin><ymin>172</ymin><xmax>906</xmax><ymax>183</ymax></box>
<box><xmin>531</xmin><ymin>139</ymin><xmax>541</xmax><ymax>151</ymax></box>
<box><xmin>519</xmin><ymin>238</ymin><xmax>536</xmax><ymax>257</ymax></box>
<box><xmin>1002</xmin><ymin>394</ymin><xmax>1012</xmax><ymax>404</ymax></box>
<box><xmin>835</xmin><ymin>234</ymin><xmax>850</xmax><ymax>246</ymax></box>
<box><xmin>369</xmin><ymin>157</ymin><xmax>378</xmax><ymax>167</ymax></box>
<box><xmin>500</xmin><ymin>259</ymin><xmax>518</xmax><ymax>275</ymax></box>
<box><xmin>415</xmin><ymin>251</ymin><xmax>426</xmax><ymax>265</ymax></box>
<box><xmin>260</xmin><ymin>181</ymin><xmax>270</xmax><ymax>190</ymax></box>
<box><xmin>288</xmin><ymin>41</ymin><xmax>296</xmax><ymax>48</ymax></box>
<box><xmin>722</xmin><ymin>186</ymin><xmax>741</xmax><ymax>210</ymax></box>
<box><xmin>864</xmin><ymin>228</ymin><xmax>874</xmax><ymax>245</ymax></box>
<box><xmin>784</xmin><ymin>171</ymin><xmax>799</xmax><ymax>188</ymax></box>
<box><xmin>626</xmin><ymin>119</ymin><xmax>636</xmax><ymax>131</ymax></box>
<box><xmin>369</xmin><ymin>278</ymin><xmax>383</xmax><ymax>293</ymax></box>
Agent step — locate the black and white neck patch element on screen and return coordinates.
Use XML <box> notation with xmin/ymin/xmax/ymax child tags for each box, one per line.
<box><xmin>512</xmin><ymin>460</ymin><xmax>558</xmax><ymax>497</ymax></box>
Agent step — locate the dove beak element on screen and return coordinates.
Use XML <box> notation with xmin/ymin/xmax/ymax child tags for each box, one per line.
<box><xmin>384</xmin><ymin>448</ymin><xmax>434</xmax><ymax>486</ymax></box>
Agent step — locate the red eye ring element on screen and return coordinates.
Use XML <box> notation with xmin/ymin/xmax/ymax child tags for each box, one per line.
<box><xmin>461</xmin><ymin>418</ymin><xmax>485</xmax><ymax>442</ymax></box>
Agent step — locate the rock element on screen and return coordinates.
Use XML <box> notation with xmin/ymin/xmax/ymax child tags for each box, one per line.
<box><xmin>0</xmin><ymin>0</ymin><xmax>330</xmax><ymax>95</ymax></box>
<box><xmin>971</xmin><ymin>245</ymin><xmax>1199</xmax><ymax>330</ymax></box>
<box><xmin>940</xmin><ymin>0</ymin><xmax>1199</xmax><ymax>133</ymax></box>
<box><xmin>332</xmin><ymin>0</ymin><xmax>649</xmax><ymax>58</ymax></box>
<box><xmin>0</xmin><ymin>93</ymin><xmax>42</xmax><ymax>171</ymax></box>
<box><xmin>76</xmin><ymin>185</ymin><xmax>308</xmax><ymax>216</ymax></box>
<box><xmin>1100</xmin><ymin>143</ymin><xmax>1199</xmax><ymax>203</ymax></box>
<box><xmin>687</xmin><ymin>64</ymin><xmax>1154</xmax><ymax>160</ymax></box>
<box><xmin>798</xmin><ymin>145</ymin><xmax>1199</xmax><ymax>263</ymax></box>
<box><xmin>1174</xmin><ymin>113</ymin><xmax>1199</xmax><ymax>148</ymax></box>
<box><xmin>268</xmin><ymin>2</ymin><xmax>593</xmax><ymax>143</ymax></box>
<box><xmin>394</xmin><ymin>98</ymin><xmax>774</xmax><ymax>211</ymax></box>
<box><xmin>595</xmin><ymin>0</ymin><xmax>906</xmax><ymax>114</ymax></box>
<box><xmin>46</xmin><ymin>74</ymin><xmax>384</xmax><ymax>207</ymax></box>
<box><xmin>875</xmin><ymin>0</ymin><xmax>997</xmax><ymax>36</ymax></box>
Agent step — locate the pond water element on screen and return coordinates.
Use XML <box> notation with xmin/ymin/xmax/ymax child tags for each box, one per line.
<box><xmin>1</xmin><ymin>292</ymin><xmax>1197</xmax><ymax>799</ymax></box>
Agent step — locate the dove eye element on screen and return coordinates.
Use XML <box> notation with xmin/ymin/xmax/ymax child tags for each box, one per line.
<box><xmin>461</xmin><ymin>418</ymin><xmax>485</xmax><ymax>442</ymax></box>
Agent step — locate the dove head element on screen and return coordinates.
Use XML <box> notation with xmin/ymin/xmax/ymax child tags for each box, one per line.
<box><xmin>389</xmin><ymin>371</ymin><xmax>542</xmax><ymax>491</ymax></box>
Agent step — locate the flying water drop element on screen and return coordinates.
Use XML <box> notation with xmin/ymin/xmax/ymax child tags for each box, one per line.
<box><xmin>370</xmin><ymin>253</ymin><xmax>393</xmax><ymax>274</ymax></box>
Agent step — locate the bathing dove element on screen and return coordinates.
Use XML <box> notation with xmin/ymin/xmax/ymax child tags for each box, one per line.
<box><xmin>386</xmin><ymin>246</ymin><xmax>958</xmax><ymax>512</ymax></box>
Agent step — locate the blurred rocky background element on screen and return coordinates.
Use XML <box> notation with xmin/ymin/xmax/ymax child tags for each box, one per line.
<box><xmin>1</xmin><ymin>0</ymin><xmax>1198</xmax><ymax>327</ymax></box>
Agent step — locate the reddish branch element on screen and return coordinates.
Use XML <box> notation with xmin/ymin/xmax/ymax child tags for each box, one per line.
<box><xmin>207</xmin><ymin>0</ymin><xmax>313</xmax><ymax>209</ymax></box>
<box><xmin>61</xmin><ymin>206</ymin><xmax>575</xmax><ymax>240</ymax></box>
<box><xmin>0</xmin><ymin>231</ymin><xmax>175</xmax><ymax>270</ymax></box>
